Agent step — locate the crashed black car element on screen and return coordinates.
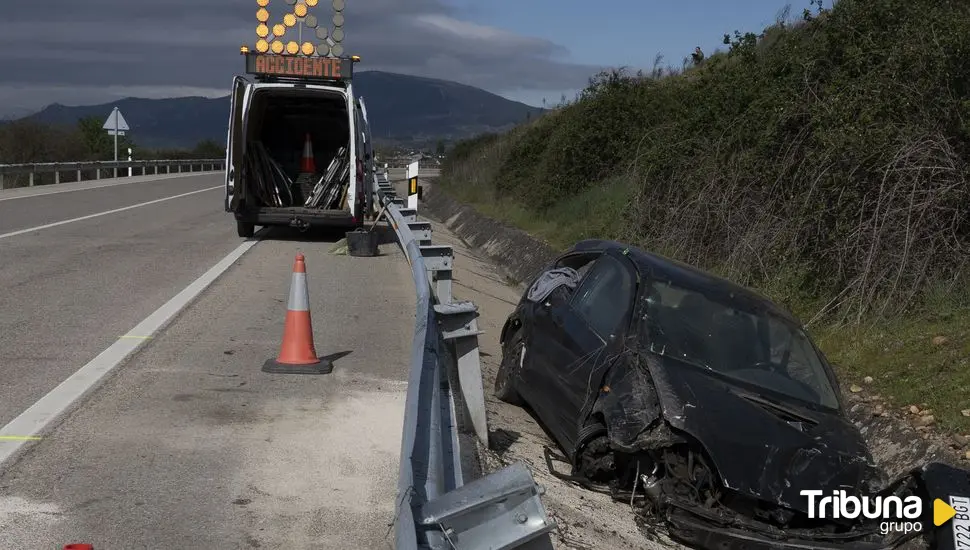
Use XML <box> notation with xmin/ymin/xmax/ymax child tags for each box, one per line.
<box><xmin>495</xmin><ymin>239</ymin><xmax>970</xmax><ymax>550</ymax></box>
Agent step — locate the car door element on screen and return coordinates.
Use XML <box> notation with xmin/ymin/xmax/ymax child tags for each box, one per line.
<box><xmin>518</xmin><ymin>250</ymin><xmax>601</xmax><ymax>406</ymax></box>
<box><xmin>528</xmin><ymin>250</ymin><xmax>638</xmax><ymax>450</ymax></box>
<box><xmin>225</xmin><ymin>75</ymin><xmax>249</xmax><ymax>212</ymax></box>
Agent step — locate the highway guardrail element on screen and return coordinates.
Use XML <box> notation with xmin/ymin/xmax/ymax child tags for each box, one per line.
<box><xmin>373</xmin><ymin>168</ymin><xmax>556</xmax><ymax>549</ymax></box>
<box><xmin>0</xmin><ymin>159</ymin><xmax>226</xmax><ymax>190</ymax></box>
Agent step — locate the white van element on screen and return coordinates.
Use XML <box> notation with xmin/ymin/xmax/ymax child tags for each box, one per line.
<box><xmin>224</xmin><ymin>53</ymin><xmax>375</xmax><ymax>238</ymax></box>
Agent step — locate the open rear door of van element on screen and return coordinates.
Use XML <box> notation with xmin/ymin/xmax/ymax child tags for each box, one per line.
<box><xmin>357</xmin><ymin>96</ymin><xmax>375</xmax><ymax>217</ymax></box>
<box><xmin>225</xmin><ymin>75</ymin><xmax>249</xmax><ymax>212</ymax></box>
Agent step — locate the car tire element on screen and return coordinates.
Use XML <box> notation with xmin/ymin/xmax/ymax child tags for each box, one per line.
<box><xmin>237</xmin><ymin>220</ymin><xmax>255</xmax><ymax>238</ymax></box>
<box><xmin>495</xmin><ymin>329</ymin><xmax>525</xmax><ymax>405</ymax></box>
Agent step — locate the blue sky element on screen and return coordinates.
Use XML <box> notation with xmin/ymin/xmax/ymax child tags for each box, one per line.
<box><xmin>453</xmin><ymin>0</ymin><xmax>832</xmax><ymax>106</ymax></box>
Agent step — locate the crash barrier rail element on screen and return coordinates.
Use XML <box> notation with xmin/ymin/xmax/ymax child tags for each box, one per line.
<box><xmin>372</xmin><ymin>169</ymin><xmax>556</xmax><ymax>549</ymax></box>
<box><xmin>0</xmin><ymin>159</ymin><xmax>226</xmax><ymax>190</ymax></box>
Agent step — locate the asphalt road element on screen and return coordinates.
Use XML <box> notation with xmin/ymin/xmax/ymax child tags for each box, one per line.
<box><xmin>0</xmin><ymin>173</ymin><xmax>415</xmax><ymax>548</ymax></box>
<box><xmin>0</xmin><ymin>174</ymin><xmax>234</xmax><ymax>428</ymax></box>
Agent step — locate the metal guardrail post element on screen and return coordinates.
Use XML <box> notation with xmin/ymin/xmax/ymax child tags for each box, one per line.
<box><xmin>373</xmin><ymin>170</ymin><xmax>555</xmax><ymax>549</ymax></box>
<box><xmin>419</xmin><ymin>245</ymin><xmax>453</xmax><ymax>304</ymax></box>
<box><xmin>399</xmin><ymin>208</ymin><xmax>417</xmax><ymax>223</ymax></box>
<box><xmin>407</xmin><ymin>222</ymin><xmax>432</xmax><ymax>246</ymax></box>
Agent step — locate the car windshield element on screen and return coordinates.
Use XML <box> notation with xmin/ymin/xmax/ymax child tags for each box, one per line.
<box><xmin>638</xmin><ymin>279</ymin><xmax>841</xmax><ymax>410</ymax></box>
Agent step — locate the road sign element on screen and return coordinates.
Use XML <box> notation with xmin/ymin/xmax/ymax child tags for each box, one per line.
<box><xmin>103</xmin><ymin>107</ymin><xmax>130</xmax><ymax>177</ymax></box>
<box><xmin>102</xmin><ymin>107</ymin><xmax>129</xmax><ymax>132</ymax></box>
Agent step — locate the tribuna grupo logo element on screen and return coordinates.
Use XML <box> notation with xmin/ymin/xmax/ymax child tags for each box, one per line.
<box><xmin>801</xmin><ymin>490</ymin><xmax>923</xmax><ymax>535</ymax></box>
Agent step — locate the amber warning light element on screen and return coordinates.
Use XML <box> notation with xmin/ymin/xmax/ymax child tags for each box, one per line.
<box><xmin>246</xmin><ymin>0</ymin><xmax>348</xmax><ymax>58</ymax></box>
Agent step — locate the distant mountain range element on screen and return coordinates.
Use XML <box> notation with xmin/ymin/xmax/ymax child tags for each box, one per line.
<box><xmin>22</xmin><ymin>71</ymin><xmax>545</xmax><ymax>149</ymax></box>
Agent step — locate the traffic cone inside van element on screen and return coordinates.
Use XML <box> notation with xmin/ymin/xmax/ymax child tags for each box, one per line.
<box><xmin>262</xmin><ymin>253</ymin><xmax>333</xmax><ymax>375</ymax></box>
<box><xmin>300</xmin><ymin>133</ymin><xmax>316</xmax><ymax>173</ymax></box>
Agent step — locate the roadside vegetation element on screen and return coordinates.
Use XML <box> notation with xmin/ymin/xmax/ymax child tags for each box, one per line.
<box><xmin>438</xmin><ymin>0</ymin><xmax>970</xmax><ymax>435</ymax></box>
<box><xmin>0</xmin><ymin>117</ymin><xmax>223</xmax><ymax>187</ymax></box>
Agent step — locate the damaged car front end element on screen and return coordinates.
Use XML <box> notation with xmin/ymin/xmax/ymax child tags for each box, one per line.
<box><xmin>497</xmin><ymin>241</ymin><xmax>970</xmax><ymax>550</ymax></box>
<box><xmin>575</xmin><ymin>348</ymin><xmax>941</xmax><ymax>550</ymax></box>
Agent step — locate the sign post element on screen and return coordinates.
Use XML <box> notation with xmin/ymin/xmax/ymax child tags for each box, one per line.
<box><xmin>102</xmin><ymin>107</ymin><xmax>130</xmax><ymax>178</ymax></box>
<box><xmin>127</xmin><ymin>147</ymin><xmax>133</xmax><ymax>177</ymax></box>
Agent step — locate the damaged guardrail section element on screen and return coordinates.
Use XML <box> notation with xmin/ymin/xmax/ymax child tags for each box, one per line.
<box><xmin>0</xmin><ymin>159</ymin><xmax>225</xmax><ymax>189</ymax></box>
<box><xmin>374</xmin><ymin>169</ymin><xmax>556</xmax><ymax>549</ymax></box>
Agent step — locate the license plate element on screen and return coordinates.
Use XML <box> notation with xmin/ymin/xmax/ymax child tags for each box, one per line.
<box><xmin>951</xmin><ymin>495</ymin><xmax>970</xmax><ymax>550</ymax></box>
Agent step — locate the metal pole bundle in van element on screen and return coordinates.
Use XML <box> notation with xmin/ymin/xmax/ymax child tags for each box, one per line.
<box><xmin>305</xmin><ymin>146</ymin><xmax>350</xmax><ymax>208</ymax></box>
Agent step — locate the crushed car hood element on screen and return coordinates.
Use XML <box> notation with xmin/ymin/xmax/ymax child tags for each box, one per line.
<box><xmin>645</xmin><ymin>353</ymin><xmax>884</xmax><ymax>513</ymax></box>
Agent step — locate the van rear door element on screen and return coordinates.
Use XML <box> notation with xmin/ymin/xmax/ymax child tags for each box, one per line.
<box><xmin>225</xmin><ymin>75</ymin><xmax>249</xmax><ymax>212</ymax></box>
<box><xmin>357</xmin><ymin>97</ymin><xmax>375</xmax><ymax>216</ymax></box>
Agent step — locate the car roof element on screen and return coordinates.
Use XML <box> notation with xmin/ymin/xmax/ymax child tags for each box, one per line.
<box><xmin>568</xmin><ymin>239</ymin><xmax>799</xmax><ymax>324</ymax></box>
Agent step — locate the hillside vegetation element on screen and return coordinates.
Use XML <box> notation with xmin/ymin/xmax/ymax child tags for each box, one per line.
<box><xmin>439</xmin><ymin>0</ymin><xmax>970</xmax><ymax>433</ymax></box>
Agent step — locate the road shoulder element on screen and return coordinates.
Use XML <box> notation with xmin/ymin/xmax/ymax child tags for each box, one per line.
<box><xmin>0</xmin><ymin>235</ymin><xmax>414</xmax><ymax>549</ymax></box>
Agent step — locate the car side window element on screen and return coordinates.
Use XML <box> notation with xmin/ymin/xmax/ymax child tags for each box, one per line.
<box><xmin>568</xmin><ymin>254</ymin><xmax>636</xmax><ymax>340</ymax></box>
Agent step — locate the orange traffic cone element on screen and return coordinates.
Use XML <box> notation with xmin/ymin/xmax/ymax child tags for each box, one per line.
<box><xmin>300</xmin><ymin>133</ymin><xmax>316</xmax><ymax>173</ymax></box>
<box><xmin>262</xmin><ymin>253</ymin><xmax>333</xmax><ymax>375</ymax></box>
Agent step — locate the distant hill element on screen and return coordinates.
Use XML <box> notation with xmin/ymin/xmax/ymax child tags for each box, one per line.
<box><xmin>23</xmin><ymin>71</ymin><xmax>545</xmax><ymax>149</ymax></box>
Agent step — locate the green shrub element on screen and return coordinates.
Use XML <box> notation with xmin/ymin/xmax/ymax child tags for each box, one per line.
<box><xmin>441</xmin><ymin>0</ymin><xmax>970</xmax><ymax>323</ymax></box>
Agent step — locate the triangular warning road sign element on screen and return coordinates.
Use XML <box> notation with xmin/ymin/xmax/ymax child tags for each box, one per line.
<box><xmin>934</xmin><ymin>498</ymin><xmax>957</xmax><ymax>526</ymax></box>
<box><xmin>102</xmin><ymin>107</ymin><xmax>130</xmax><ymax>131</ymax></box>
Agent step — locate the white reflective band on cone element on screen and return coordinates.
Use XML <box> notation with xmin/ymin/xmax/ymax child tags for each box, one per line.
<box><xmin>288</xmin><ymin>272</ymin><xmax>310</xmax><ymax>311</ymax></box>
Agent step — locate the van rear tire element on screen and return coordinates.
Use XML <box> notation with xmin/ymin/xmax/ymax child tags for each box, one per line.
<box><xmin>237</xmin><ymin>220</ymin><xmax>255</xmax><ymax>238</ymax></box>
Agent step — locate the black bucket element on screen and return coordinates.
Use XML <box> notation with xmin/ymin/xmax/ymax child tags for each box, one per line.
<box><xmin>346</xmin><ymin>228</ymin><xmax>379</xmax><ymax>257</ymax></box>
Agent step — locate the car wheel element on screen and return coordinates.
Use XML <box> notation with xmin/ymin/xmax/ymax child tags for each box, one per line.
<box><xmin>495</xmin><ymin>329</ymin><xmax>525</xmax><ymax>405</ymax></box>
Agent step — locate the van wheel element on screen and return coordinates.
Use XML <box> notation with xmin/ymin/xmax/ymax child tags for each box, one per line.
<box><xmin>237</xmin><ymin>221</ymin><xmax>255</xmax><ymax>238</ymax></box>
<box><xmin>495</xmin><ymin>330</ymin><xmax>525</xmax><ymax>405</ymax></box>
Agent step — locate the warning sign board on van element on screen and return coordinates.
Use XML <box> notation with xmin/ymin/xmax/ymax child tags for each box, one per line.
<box><xmin>245</xmin><ymin>53</ymin><xmax>353</xmax><ymax>81</ymax></box>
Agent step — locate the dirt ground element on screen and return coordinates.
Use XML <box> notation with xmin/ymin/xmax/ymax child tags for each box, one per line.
<box><xmin>423</xmin><ymin>218</ymin><xmax>684</xmax><ymax>550</ymax></box>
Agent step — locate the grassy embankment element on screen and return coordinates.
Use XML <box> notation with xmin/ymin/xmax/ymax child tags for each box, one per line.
<box><xmin>438</xmin><ymin>0</ymin><xmax>970</xmax><ymax>434</ymax></box>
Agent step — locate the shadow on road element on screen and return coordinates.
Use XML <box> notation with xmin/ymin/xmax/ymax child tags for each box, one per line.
<box><xmin>321</xmin><ymin>350</ymin><xmax>353</xmax><ymax>364</ymax></box>
<box><xmin>256</xmin><ymin>225</ymin><xmax>347</xmax><ymax>243</ymax></box>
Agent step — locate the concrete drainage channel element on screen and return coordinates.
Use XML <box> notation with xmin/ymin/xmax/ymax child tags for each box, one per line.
<box><xmin>373</xmin><ymin>169</ymin><xmax>557</xmax><ymax>549</ymax></box>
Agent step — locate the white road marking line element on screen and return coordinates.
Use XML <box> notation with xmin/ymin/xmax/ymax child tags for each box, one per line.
<box><xmin>0</xmin><ymin>173</ymin><xmax>214</xmax><ymax>202</ymax></box>
<box><xmin>0</xmin><ymin>232</ymin><xmax>263</xmax><ymax>470</ymax></box>
<box><xmin>0</xmin><ymin>185</ymin><xmax>222</xmax><ymax>240</ymax></box>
